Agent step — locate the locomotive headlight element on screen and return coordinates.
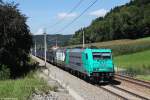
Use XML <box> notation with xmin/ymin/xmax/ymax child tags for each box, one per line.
<box><xmin>109</xmin><ymin>73</ymin><xmax>114</xmax><ymax>76</ymax></box>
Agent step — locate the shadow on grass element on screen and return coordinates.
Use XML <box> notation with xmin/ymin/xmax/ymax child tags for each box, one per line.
<box><xmin>10</xmin><ymin>61</ymin><xmax>46</xmax><ymax>79</ymax></box>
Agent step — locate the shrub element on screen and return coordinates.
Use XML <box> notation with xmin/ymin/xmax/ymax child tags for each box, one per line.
<box><xmin>0</xmin><ymin>64</ymin><xmax>10</xmax><ymax>80</ymax></box>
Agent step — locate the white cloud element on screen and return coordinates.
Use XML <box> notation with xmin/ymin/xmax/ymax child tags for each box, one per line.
<box><xmin>57</xmin><ymin>12</ymin><xmax>77</xmax><ymax>19</ymax></box>
<box><xmin>34</xmin><ymin>28</ymin><xmax>44</xmax><ymax>35</ymax></box>
<box><xmin>89</xmin><ymin>9</ymin><xmax>108</xmax><ymax>17</ymax></box>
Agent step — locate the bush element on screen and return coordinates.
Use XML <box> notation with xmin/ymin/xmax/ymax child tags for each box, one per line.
<box><xmin>0</xmin><ymin>64</ymin><xmax>10</xmax><ymax>80</ymax></box>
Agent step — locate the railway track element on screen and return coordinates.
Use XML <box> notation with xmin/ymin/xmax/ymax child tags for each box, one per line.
<box><xmin>97</xmin><ymin>74</ymin><xmax>150</xmax><ymax>100</ymax></box>
<box><xmin>115</xmin><ymin>74</ymin><xmax>150</xmax><ymax>88</ymax></box>
<box><xmin>99</xmin><ymin>84</ymin><xmax>149</xmax><ymax>100</ymax></box>
<box><xmin>99</xmin><ymin>85</ymin><xmax>127</xmax><ymax>100</ymax></box>
<box><xmin>98</xmin><ymin>73</ymin><xmax>150</xmax><ymax>100</ymax></box>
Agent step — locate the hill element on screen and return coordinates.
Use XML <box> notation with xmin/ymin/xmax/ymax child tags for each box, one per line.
<box><xmin>69</xmin><ymin>0</ymin><xmax>150</xmax><ymax>45</ymax></box>
<box><xmin>33</xmin><ymin>34</ymin><xmax>72</xmax><ymax>49</ymax></box>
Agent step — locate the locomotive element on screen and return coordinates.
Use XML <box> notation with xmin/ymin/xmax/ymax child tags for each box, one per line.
<box><xmin>34</xmin><ymin>48</ymin><xmax>115</xmax><ymax>83</ymax></box>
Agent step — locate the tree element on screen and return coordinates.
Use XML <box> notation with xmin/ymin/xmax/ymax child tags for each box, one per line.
<box><xmin>69</xmin><ymin>0</ymin><xmax>150</xmax><ymax>45</ymax></box>
<box><xmin>0</xmin><ymin>1</ymin><xmax>33</xmax><ymax>78</ymax></box>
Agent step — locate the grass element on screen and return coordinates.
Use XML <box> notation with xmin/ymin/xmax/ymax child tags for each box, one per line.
<box><xmin>136</xmin><ymin>37</ymin><xmax>150</xmax><ymax>41</ymax></box>
<box><xmin>114</xmin><ymin>50</ymin><xmax>150</xmax><ymax>80</ymax></box>
<box><xmin>114</xmin><ymin>50</ymin><xmax>150</xmax><ymax>67</ymax></box>
<box><xmin>0</xmin><ymin>72</ymin><xmax>56</xmax><ymax>100</ymax></box>
<box><xmin>67</xmin><ymin>37</ymin><xmax>150</xmax><ymax>48</ymax></box>
<box><xmin>136</xmin><ymin>75</ymin><xmax>150</xmax><ymax>81</ymax></box>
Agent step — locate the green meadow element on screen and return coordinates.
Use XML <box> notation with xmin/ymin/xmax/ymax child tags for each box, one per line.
<box><xmin>114</xmin><ymin>50</ymin><xmax>150</xmax><ymax>81</ymax></box>
<box><xmin>114</xmin><ymin>50</ymin><xmax>150</xmax><ymax>67</ymax></box>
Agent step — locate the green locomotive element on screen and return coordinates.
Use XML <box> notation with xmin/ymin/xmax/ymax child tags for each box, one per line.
<box><xmin>65</xmin><ymin>48</ymin><xmax>114</xmax><ymax>82</ymax></box>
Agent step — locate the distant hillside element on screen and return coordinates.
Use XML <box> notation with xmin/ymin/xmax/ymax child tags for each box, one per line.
<box><xmin>33</xmin><ymin>34</ymin><xmax>72</xmax><ymax>49</ymax></box>
<box><xmin>69</xmin><ymin>0</ymin><xmax>150</xmax><ymax>45</ymax></box>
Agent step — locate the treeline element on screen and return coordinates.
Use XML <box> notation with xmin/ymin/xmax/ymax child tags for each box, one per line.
<box><xmin>69</xmin><ymin>0</ymin><xmax>150</xmax><ymax>45</ymax></box>
<box><xmin>0</xmin><ymin>1</ymin><xmax>33</xmax><ymax>79</ymax></box>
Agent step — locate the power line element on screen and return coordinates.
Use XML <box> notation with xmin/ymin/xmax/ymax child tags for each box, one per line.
<box><xmin>53</xmin><ymin>0</ymin><xmax>98</xmax><ymax>34</ymax></box>
<box><xmin>48</xmin><ymin>0</ymin><xmax>85</xmax><ymax>28</ymax></box>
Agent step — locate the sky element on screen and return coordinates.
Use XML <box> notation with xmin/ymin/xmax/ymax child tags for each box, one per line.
<box><xmin>5</xmin><ymin>0</ymin><xmax>130</xmax><ymax>35</ymax></box>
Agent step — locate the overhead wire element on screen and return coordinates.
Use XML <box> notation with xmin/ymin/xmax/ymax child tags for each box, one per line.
<box><xmin>53</xmin><ymin>0</ymin><xmax>99</xmax><ymax>34</ymax></box>
<box><xmin>48</xmin><ymin>0</ymin><xmax>85</xmax><ymax>28</ymax></box>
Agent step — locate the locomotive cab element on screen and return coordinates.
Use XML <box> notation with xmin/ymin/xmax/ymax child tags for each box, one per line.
<box><xmin>83</xmin><ymin>49</ymin><xmax>114</xmax><ymax>82</ymax></box>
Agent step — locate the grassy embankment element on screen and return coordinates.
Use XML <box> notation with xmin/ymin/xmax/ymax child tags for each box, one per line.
<box><xmin>114</xmin><ymin>50</ymin><xmax>150</xmax><ymax>81</ymax></box>
<box><xmin>67</xmin><ymin>37</ymin><xmax>150</xmax><ymax>80</ymax></box>
<box><xmin>0</xmin><ymin>59</ymin><xmax>56</xmax><ymax>100</ymax></box>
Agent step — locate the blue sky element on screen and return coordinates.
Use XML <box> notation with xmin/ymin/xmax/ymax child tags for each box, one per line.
<box><xmin>6</xmin><ymin>0</ymin><xmax>130</xmax><ymax>35</ymax></box>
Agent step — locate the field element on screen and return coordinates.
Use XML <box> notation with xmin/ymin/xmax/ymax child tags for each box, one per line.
<box><xmin>67</xmin><ymin>37</ymin><xmax>150</xmax><ymax>48</ymax></box>
<box><xmin>67</xmin><ymin>37</ymin><xmax>150</xmax><ymax>56</ymax></box>
<box><xmin>114</xmin><ymin>50</ymin><xmax>150</xmax><ymax>68</ymax></box>
<box><xmin>0</xmin><ymin>72</ymin><xmax>55</xmax><ymax>100</ymax></box>
<box><xmin>114</xmin><ymin>50</ymin><xmax>150</xmax><ymax>80</ymax></box>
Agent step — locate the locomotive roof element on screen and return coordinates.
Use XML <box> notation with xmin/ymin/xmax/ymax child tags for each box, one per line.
<box><xmin>68</xmin><ymin>48</ymin><xmax>112</xmax><ymax>53</ymax></box>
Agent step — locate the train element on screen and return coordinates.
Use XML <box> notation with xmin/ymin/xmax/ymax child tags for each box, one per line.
<box><xmin>33</xmin><ymin>48</ymin><xmax>115</xmax><ymax>83</ymax></box>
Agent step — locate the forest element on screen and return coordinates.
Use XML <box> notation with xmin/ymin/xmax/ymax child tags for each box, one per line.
<box><xmin>69</xmin><ymin>0</ymin><xmax>150</xmax><ymax>45</ymax></box>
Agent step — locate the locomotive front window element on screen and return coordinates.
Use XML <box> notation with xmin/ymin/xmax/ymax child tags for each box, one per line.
<box><xmin>86</xmin><ymin>53</ymin><xmax>88</xmax><ymax>59</ymax></box>
<box><xmin>93</xmin><ymin>52</ymin><xmax>111</xmax><ymax>60</ymax></box>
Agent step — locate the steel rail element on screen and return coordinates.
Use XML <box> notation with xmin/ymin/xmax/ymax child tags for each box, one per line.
<box><xmin>99</xmin><ymin>86</ymin><xmax>128</xmax><ymax>100</ymax></box>
<box><xmin>115</xmin><ymin>74</ymin><xmax>150</xmax><ymax>88</ymax></box>
<box><xmin>110</xmin><ymin>85</ymin><xmax>149</xmax><ymax>100</ymax></box>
